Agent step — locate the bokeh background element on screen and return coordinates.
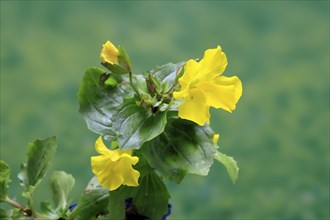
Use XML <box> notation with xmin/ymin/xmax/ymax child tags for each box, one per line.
<box><xmin>1</xmin><ymin>1</ymin><xmax>329</xmax><ymax>219</ymax></box>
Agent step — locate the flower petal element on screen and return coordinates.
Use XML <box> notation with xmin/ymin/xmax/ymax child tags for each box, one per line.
<box><xmin>197</xmin><ymin>76</ymin><xmax>242</xmax><ymax>112</ymax></box>
<box><xmin>91</xmin><ymin>155</ymin><xmax>123</xmax><ymax>190</ymax></box>
<box><xmin>173</xmin><ymin>90</ymin><xmax>185</xmax><ymax>100</ymax></box>
<box><xmin>179</xmin><ymin>59</ymin><xmax>199</xmax><ymax>88</ymax></box>
<box><xmin>178</xmin><ymin>89</ymin><xmax>210</xmax><ymax>126</ymax></box>
<box><xmin>110</xmin><ymin>149</ymin><xmax>134</xmax><ymax>162</ymax></box>
<box><xmin>100</xmin><ymin>41</ymin><xmax>119</xmax><ymax>64</ymax></box>
<box><xmin>198</xmin><ymin>45</ymin><xmax>228</xmax><ymax>80</ymax></box>
<box><xmin>95</xmin><ymin>136</ymin><xmax>111</xmax><ymax>156</ymax></box>
<box><xmin>215</xmin><ymin>76</ymin><xmax>242</xmax><ymax>102</ymax></box>
<box><xmin>91</xmin><ymin>137</ymin><xmax>140</xmax><ymax>191</ymax></box>
<box><xmin>118</xmin><ymin>157</ymin><xmax>140</xmax><ymax>187</ymax></box>
<box><xmin>174</xmin><ymin>59</ymin><xmax>199</xmax><ymax>100</ymax></box>
<box><xmin>116</xmin><ymin>152</ymin><xmax>139</xmax><ymax>165</ymax></box>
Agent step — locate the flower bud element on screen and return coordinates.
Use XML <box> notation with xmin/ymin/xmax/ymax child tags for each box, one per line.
<box><xmin>100</xmin><ymin>41</ymin><xmax>132</xmax><ymax>74</ymax></box>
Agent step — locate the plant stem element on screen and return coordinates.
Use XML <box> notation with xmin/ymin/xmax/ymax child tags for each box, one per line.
<box><xmin>166</xmin><ymin>64</ymin><xmax>184</xmax><ymax>94</ymax></box>
<box><xmin>129</xmin><ymin>71</ymin><xmax>140</xmax><ymax>97</ymax></box>
<box><xmin>4</xmin><ymin>197</ymin><xmax>45</xmax><ymax>218</ymax></box>
<box><xmin>5</xmin><ymin>197</ymin><xmax>26</xmax><ymax>211</ymax></box>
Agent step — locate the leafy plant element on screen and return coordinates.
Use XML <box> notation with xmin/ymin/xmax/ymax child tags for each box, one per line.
<box><xmin>0</xmin><ymin>41</ymin><xmax>242</xmax><ymax>219</ymax></box>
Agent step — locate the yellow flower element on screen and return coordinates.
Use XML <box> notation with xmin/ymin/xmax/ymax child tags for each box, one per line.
<box><xmin>173</xmin><ymin>46</ymin><xmax>242</xmax><ymax>126</ymax></box>
<box><xmin>91</xmin><ymin>136</ymin><xmax>140</xmax><ymax>191</ymax></box>
<box><xmin>100</xmin><ymin>41</ymin><xmax>119</xmax><ymax>64</ymax></box>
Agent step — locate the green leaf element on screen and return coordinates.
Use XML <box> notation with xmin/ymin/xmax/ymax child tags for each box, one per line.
<box><xmin>133</xmin><ymin>74</ymin><xmax>148</xmax><ymax>95</ymax></box>
<box><xmin>108</xmin><ymin>187</ymin><xmax>128</xmax><ymax>220</ymax></box>
<box><xmin>214</xmin><ymin>151</ymin><xmax>239</xmax><ymax>184</ymax></box>
<box><xmin>0</xmin><ymin>160</ymin><xmax>11</xmax><ymax>201</ymax></box>
<box><xmin>146</xmin><ymin>73</ymin><xmax>161</xmax><ymax>96</ymax></box>
<box><xmin>69</xmin><ymin>188</ymin><xmax>109</xmax><ymax>220</ymax></box>
<box><xmin>151</xmin><ymin>62</ymin><xmax>185</xmax><ymax>91</ymax></box>
<box><xmin>40</xmin><ymin>201</ymin><xmax>59</xmax><ymax>219</ymax></box>
<box><xmin>107</xmin><ymin>155</ymin><xmax>170</xmax><ymax>219</ymax></box>
<box><xmin>49</xmin><ymin>171</ymin><xmax>75</xmax><ymax>212</ymax></box>
<box><xmin>78</xmin><ymin>67</ymin><xmax>131</xmax><ymax>142</ymax></box>
<box><xmin>142</xmin><ymin>119</ymin><xmax>216</xmax><ymax>183</ymax></box>
<box><xmin>118</xmin><ymin>45</ymin><xmax>132</xmax><ymax>72</ymax></box>
<box><xmin>7</xmin><ymin>208</ymin><xmax>27</xmax><ymax>219</ymax></box>
<box><xmin>17</xmin><ymin>137</ymin><xmax>57</xmax><ymax>214</ymax></box>
<box><xmin>133</xmin><ymin>171</ymin><xmax>170</xmax><ymax>220</ymax></box>
<box><xmin>84</xmin><ymin>173</ymin><xmax>130</xmax><ymax>220</ymax></box>
<box><xmin>104</xmin><ymin>75</ymin><xmax>118</xmax><ymax>87</ymax></box>
<box><xmin>101</xmin><ymin>62</ymin><xmax>128</xmax><ymax>74</ymax></box>
<box><xmin>22</xmin><ymin>136</ymin><xmax>57</xmax><ymax>187</ymax></box>
<box><xmin>85</xmin><ymin>176</ymin><xmax>103</xmax><ymax>192</ymax></box>
<box><xmin>0</xmin><ymin>208</ymin><xmax>10</xmax><ymax>219</ymax></box>
<box><xmin>113</xmin><ymin>99</ymin><xmax>167</xmax><ymax>150</ymax></box>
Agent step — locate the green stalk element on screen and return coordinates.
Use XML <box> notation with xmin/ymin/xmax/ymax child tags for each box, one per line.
<box><xmin>4</xmin><ymin>196</ymin><xmax>33</xmax><ymax>217</ymax></box>
<box><xmin>4</xmin><ymin>197</ymin><xmax>26</xmax><ymax>210</ymax></box>
<box><xmin>129</xmin><ymin>71</ymin><xmax>140</xmax><ymax>97</ymax></box>
<box><xmin>5</xmin><ymin>196</ymin><xmax>49</xmax><ymax>219</ymax></box>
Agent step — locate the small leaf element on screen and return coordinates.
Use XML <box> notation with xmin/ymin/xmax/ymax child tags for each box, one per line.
<box><xmin>113</xmin><ymin>99</ymin><xmax>167</xmax><ymax>150</ymax></box>
<box><xmin>17</xmin><ymin>136</ymin><xmax>56</xmax><ymax>211</ymax></box>
<box><xmin>0</xmin><ymin>160</ymin><xmax>11</xmax><ymax>201</ymax></box>
<box><xmin>134</xmin><ymin>171</ymin><xmax>170</xmax><ymax>220</ymax></box>
<box><xmin>214</xmin><ymin>151</ymin><xmax>239</xmax><ymax>184</ymax></box>
<box><xmin>151</xmin><ymin>62</ymin><xmax>185</xmax><ymax>91</ymax></box>
<box><xmin>84</xmin><ymin>177</ymin><xmax>138</xmax><ymax>219</ymax></box>
<box><xmin>69</xmin><ymin>188</ymin><xmax>109</xmax><ymax>220</ymax></box>
<box><xmin>133</xmin><ymin>74</ymin><xmax>148</xmax><ymax>95</ymax></box>
<box><xmin>78</xmin><ymin>67</ymin><xmax>131</xmax><ymax>142</ymax></box>
<box><xmin>101</xmin><ymin>62</ymin><xmax>128</xmax><ymax>74</ymax></box>
<box><xmin>118</xmin><ymin>45</ymin><xmax>132</xmax><ymax>72</ymax></box>
<box><xmin>104</xmin><ymin>75</ymin><xmax>118</xmax><ymax>87</ymax></box>
<box><xmin>40</xmin><ymin>201</ymin><xmax>59</xmax><ymax>219</ymax></box>
<box><xmin>142</xmin><ymin>119</ymin><xmax>216</xmax><ymax>183</ymax></box>
<box><xmin>146</xmin><ymin>73</ymin><xmax>162</xmax><ymax>96</ymax></box>
<box><xmin>26</xmin><ymin>136</ymin><xmax>57</xmax><ymax>187</ymax></box>
<box><xmin>85</xmin><ymin>176</ymin><xmax>103</xmax><ymax>192</ymax></box>
<box><xmin>8</xmin><ymin>208</ymin><xmax>27</xmax><ymax>219</ymax></box>
<box><xmin>49</xmin><ymin>171</ymin><xmax>75</xmax><ymax>212</ymax></box>
<box><xmin>107</xmin><ymin>155</ymin><xmax>170</xmax><ymax>219</ymax></box>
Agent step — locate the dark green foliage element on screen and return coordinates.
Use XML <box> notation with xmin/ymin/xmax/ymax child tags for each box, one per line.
<box><xmin>142</xmin><ymin>119</ymin><xmax>217</xmax><ymax>183</ymax></box>
<box><xmin>0</xmin><ymin>160</ymin><xmax>11</xmax><ymax>201</ymax></box>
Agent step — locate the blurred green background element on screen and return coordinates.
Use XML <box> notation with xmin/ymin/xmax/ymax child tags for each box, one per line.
<box><xmin>1</xmin><ymin>1</ymin><xmax>329</xmax><ymax>219</ymax></box>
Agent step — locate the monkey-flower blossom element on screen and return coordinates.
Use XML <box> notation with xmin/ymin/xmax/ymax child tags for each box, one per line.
<box><xmin>91</xmin><ymin>136</ymin><xmax>140</xmax><ymax>191</ymax></box>
<box><xmin>100</xmin><ymin>41</ymin><xmax>119</xmax><ymax>65</ymax></box>
<box><xmin>173</xmin><ymin>46</ymin><xmax>242</xmax><ymax>126</ymax></box>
